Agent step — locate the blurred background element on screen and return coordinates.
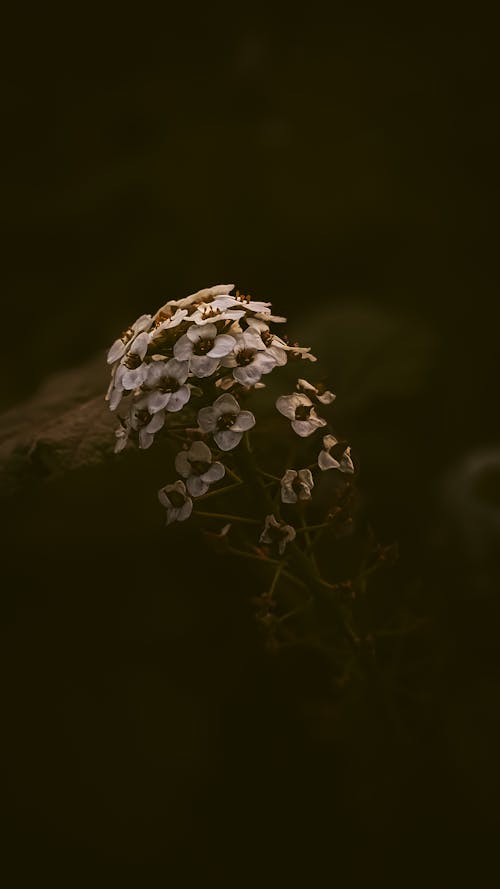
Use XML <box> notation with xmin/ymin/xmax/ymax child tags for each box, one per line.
<box><xmin>1</xmin><ymin>5</ymin><xmax>499</xmax><ymax>884</ymax></box>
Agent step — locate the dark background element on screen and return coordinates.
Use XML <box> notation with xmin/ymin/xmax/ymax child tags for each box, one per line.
<box><xmin>2</xmin><ymin>6</ymin><xmax>499</xmax><ymax>885</ymax></box>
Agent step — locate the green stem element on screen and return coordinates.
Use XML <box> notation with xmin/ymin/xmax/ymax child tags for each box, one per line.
<box><xmin>197</xmin><ymin>482</ymin><xmax>243</xmax><ymax>502</ymax></box>
<box><xmin>194</xmin><ymin>511</ymin><xmax>260</xmax><ymax>526</ymax></box>
<box><xmin>296</xmin><ymin>522</ymin><xmax>332</xmax><ymax>534</ymax></box>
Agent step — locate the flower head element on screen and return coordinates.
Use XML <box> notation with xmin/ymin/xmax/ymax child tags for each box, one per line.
<box><xmin>175</xmin><ymin>440</ymin><xmax>225</xmax><ymax>497</ymax></box>
<box><xmin>259</xmin><ymin>514</ymin><xmax>296</xmax><ymax>554</ymax></box>
<box><xmin>296</xmin><ymin>378</ymin><xmax>336</xmax><ymax>405</ymax></box>
<box><xmin>280</xmin><ymin>469</ymin><xmax>314</xmax><ymax>504</ymax></box>
<box><xmin>158</xmin><ymin>480</ymin><xmax>193</xmax><ymax>524</ymax></box>
<box><xmin>197</xmin><ymin>393</ymin><xmax>255</xmax><ymax>451</ymax></box>
<box><xmin>318</xmin><ymin>435</ymin><xmax>354</xmax><ymax>474</ymax></box>
<box><xmin>276</xmin><ymin>393</ymin><xmax>326</xmax><ymax>437</ymax></box>
<box><xmin>221</xmin><ymin>329</ymin><xmax>277</xmax><ymax>385</ymax></box>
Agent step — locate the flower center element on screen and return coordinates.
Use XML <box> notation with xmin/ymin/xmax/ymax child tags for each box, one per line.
<box><xmin>123</xmin><ymin>353</ymin><xmax>142</xmax><ymax>369</ymax></box>
<box><xmin>159</xmin><ymin>376</ymin><xmax>180</xmax><ymax>393</ymax></box>
<box><xmin>236</xmin><ymin>348</ymin><xmax>256</xmax><ymax>366</ymax></box>
<box><xmin>194</xmin><ymin>338</ymin><xmax>214</xmax><ymax>355</ymax></box>
<box><xmin>217</xmin><ymin>412</ymin><xmax>237</xmax><ymax>429</ymax></box>
<box><xmin>295</xmin><ymin>404</ymin><xmax>312</xmax><ymax>420</ymax></box>
<box><xmin>153</xmin><ymin>309</ymin><xmax>173</xmax><ymax>328</ymax></box>
<box><xmin>190</xmin><ymin>459</ymin><xmax>211</xmax><ymax>475</ymax></box>
<box><xmin>169</xmin><ymin>490</ymin><xmax>186</xmax><ymax>508</ymax></box>
<box><xmin>135</xmin><ymin>409</ymin><xmax>152</xmax><ymax>426</ymax></box>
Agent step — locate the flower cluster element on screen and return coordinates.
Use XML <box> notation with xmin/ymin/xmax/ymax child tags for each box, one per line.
<box><xmin>106</xmin><ymin>284</ymin><xmax>355</xmax><ymax>551</ymax></box>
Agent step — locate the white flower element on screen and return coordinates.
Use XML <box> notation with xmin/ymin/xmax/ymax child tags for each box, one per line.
<box><xmin>197</xmin><ymin>393</ymin><xmax>255</xmax><ymax>451</ymax></box>
<box><xmin>129</xmin><ymin>397</ymin><xmax>166</xmax><ymax>449</ymax></box>
<box><xmin>156</xmin><ymin>283</ymin><xmax>235</xmax><ymax>313</ymax></box>
<box><xmin>175</xmin><ymin>440</ymin><xmax>225</xmax><ymax>497</ymax></box>
<box><xmin>259</xmin><ymin>514</ymin><xmax>296</xmax><ymax>554</ymax></box>
<box><xmin>275</xmin><ymin>393</ymin><xmax>327</xmax><ymax>437</ymax></box>
<box><xmin>280</xmin><ymin>469</ymin><xmax>315</xmax><ymax>504</ymax></box>
<box><xmin>206</xmin><ymin>292</ymin><xmax>272</xmax><ymax>315</ymax></box>
<box><xmin>245</xmin><ymin>319</ymin><xmax>288</xmax><ymax>367</ymax></box>
<box><xmin>150</xmin><ymin>306</ymin><xmax>188</xmax><ymax>333</ymax></box>
<box><xmin>158</xmin><ymin>480</ymin><xmax>193</xmax><ymax>524</ymax></box>
<box><xmin>296</xmin><ymin>378</ymin><xmax>336</xmax><ymax>405</ymax></box>
<box><xmin>318</xmin><ymin>435</ymin><xmax>354</xmax><ymax>474</ymax></box>
<box><xmin>107</xmin><ymin>314</ymin><xmax>152</xmax><ymax>365</ymax></box>
<box><xmin>189</xmin><ymin>302</ymin><xmax>246</xmax><ymax>326</ymax></box>
<box><xmin>174</xmin><ymin>323</ymin><xmax>236</xmax><ymax>377</ymax></box>
<box><xmin>106</xmin><ymin>330</ymin><xmax>150</xmax><ymax>410</ymax></box>
<box><xmin>221</xmin><ymin>330</ymin><xmax>277</xmax><ymax>385</ymax></box>
<box><xmin>143</xmin><ymin>359</ymin><xmax>191</xmax><ymax>413</ymax></box>
<box><xmin>114</xmin><ymin>418</ymin><xmax>131</xmax><ymax>453</ymax></box>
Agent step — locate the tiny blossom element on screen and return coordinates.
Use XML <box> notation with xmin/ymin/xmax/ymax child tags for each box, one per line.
<box><xmin>189</xmin><ymin>302</ymin><xmax>246</xmax><ymax>326</ymax></box>
<box><xmin>296</xmin><ymin>378</ymin><xmax>336</xmax><ymax>405</ymax></box>
<box><xmin>106</xmin><ymin>330</ymin><xmax>150</xmax><ymax>410</ymax></box>
<box><xmin>246</xmin><ymin>319</ymin><xmax>288</xmax><ymax>367</ymax></box>
<box><xmin>158</xmin><ymin>480</ymin><xmax>193</xmax><ymax>524</ymax></box>
<box><xmin>148</xmin><ymin>308</ymin><xmax>189</xmax><ymax>349</ymax></box>
<box><xmin>318</xmin><ymin>435</ymin><xmax>355</xmax><ymax>474</ymax></box>
<box><xmin>174</xmin><ymin>323</ymin><xmax>236</xmax><ymax>377</ymax></box>
<box><xmin>221</xmin><ymin>329</ymin><xmax>277</xmax><ymax>385</ymax></box>
<box><xmin>280</xmin><ymin>469</ymin><xmax>314</xmax><ymax>504</ymax></box>
<box><xmin>142</xmin><ymin>359</ymin><xmax>191</xmax><ymax>413</ymax></box>
<box><xmin>156</xmin><ymin>283</ymin><xmax>236</xmax><ymax>312</ymax></box>
<box><xmin>175</xmin><ymin>440</ymin><xmax>225</xmax><ymax>497</ymax></box>
<box><xmin>207</xmin><ymin>292</ymin><xmax>273</xmax><ymax>315</ymax></box>
<box><xmin>198</xmin><ymin>393</ymin><xmax>255</xmax><ymax>451</ymax></box>
<box><xmin>276</xmin><ymin>393</ymin><xmax>327</xmax><ymax>437</ymax></box>
<box><xmin>260</xmin><ymin>514</ymin><xmax>296</xmax><ymax>555</ymax></box>
<box><xmin>107</xmin><ymin>314</ymin><xmax>152</xmax><ymax>365</ymax></box>
<box><xmin>114</xmin><ymin>418</ymin><xmax>131</xmax><ymax>453</ymax></box>
<box><xmin>129</xmin><ymin>397</ymin><xmax>166</xmax><ymax>449</ymax></box>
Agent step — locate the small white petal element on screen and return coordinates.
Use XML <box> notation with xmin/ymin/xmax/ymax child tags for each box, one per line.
<box><xmin>213</xmin><ymin>393</ymin><xmax>240</xmax><ymax>415</ymax></box>
<box><xmin>318</xmin><ymin>450</ymin><xmax>340</xmax><ymax>471</ymax></box>
<box><xmin>107</xmin><ymin>339</ymin><xmax>126</xmax><ymax>364</ymax></box>
<box><xmin>130</xmin><ymin>331</ymin><xmax>149</xmax><ymax>359</ymax></box>
<box><xmin>139</xmin><ymin>430</ymin><xmax>154</xmax><ymax>449</ymax></box>
<box><xmin>214</xmin><ymin>429</ymin><xmax>243</xmax><ymax>451</ymax></box>
<box><xmin>317</xmin><ymin>391</ymin><xmax>336</xmax><ymax>405</ymax></box>
<box><xmin>175</xmin><ymin>450</ymin><xmax>191</xmax><ymax>477</ymax></box>
<box><xmin>187</xmin><ymin>476</ymin><xmax>209</xmax><ymax>497</ymax></box>
<box><xmin>291</xmin><ymin>417</ymin><xmax>326</xmax><ymax>437</ymax></box>
<box><xmin>202</xmin><ymin>461</ymin><xmax>225</xmax><ymax>483</ymax></box>
<box><xmin>231</xmin><ymin>410</ymin><xmax>256</xmax><ymax>432</ymax></box>
<box><xmin>189</xmin><ymin>440</ymin><xmax>212</xmax><ymax>462</ymax></box>
<box><xmin>177</xmin><ymin>499</ymin><xmax>193</xmax><ymax>521</ymax></box>
<box><xmin>147</xmin><ymin>391</ymin><xmax>170</xmax><ymax>413</ymax></box>
<box><xmin>207</xmin><ymin>334</ymin><xmax>236</xmax><ymax>358</ymax></box>
<box><xmin>190</xmin><ymin>355</ymin><xmax>220</xmax><ymax>377</ymax></box>
<box><xmin>146</xmin><ymin>411</ymin><xmax>166</xmax><ymax>433</ymax></box>
<box><xmin>276</xmin><ymin>394</ymin><xmax>301</xmax><ymax>419</ymax></box>
<box><xmin>166</xmin><ymin>386</ymin><xmax>190</xmax><ymax>412</ymax></box>
<box><xmin>187</xmin><ymin>322</ymin><xmax>217</xmax><ymax>343</ymax></box>
<box><xmin>173</xmin><ymin>335</ymin><xmax>194</xmax><ymax>360</ymax></box>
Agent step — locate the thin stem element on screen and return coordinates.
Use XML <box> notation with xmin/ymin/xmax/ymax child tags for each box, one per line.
<box><xmin>225</xmin><ymin>466</ymin><xmax>243</xmax><ymax>484</ymax></box>
<box><xmin>296</xmin><ymin>522</ymin><xmax>332</xmax><ymax>534</ymax></box>
<box><xmin>226</xmin><ymin>546</ymin><xmax>308</xmax><ymax>590</ymax></box>
<box><xmin>268</xmin><ymin>560</ymin><xmax>286</xmax><ymax>598</ymax></box>
<box><xmin>197</xmin><ymin>482</ymin><xmax>244</xmax><ymax>502</ymax></box>
<box><xmin>299</xmin><ymin>509</ymin><xmax>319</xmax><ymax>573</ymax></box>
<box><xmin>257</xmin><ymin>469</ymin><xmax>282</xmax><ymax>483</ymax></box>
<box><xmin>194</xmin><ymin>511</ymin><xmax>261</xmax><ymax>526</ymax></box>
